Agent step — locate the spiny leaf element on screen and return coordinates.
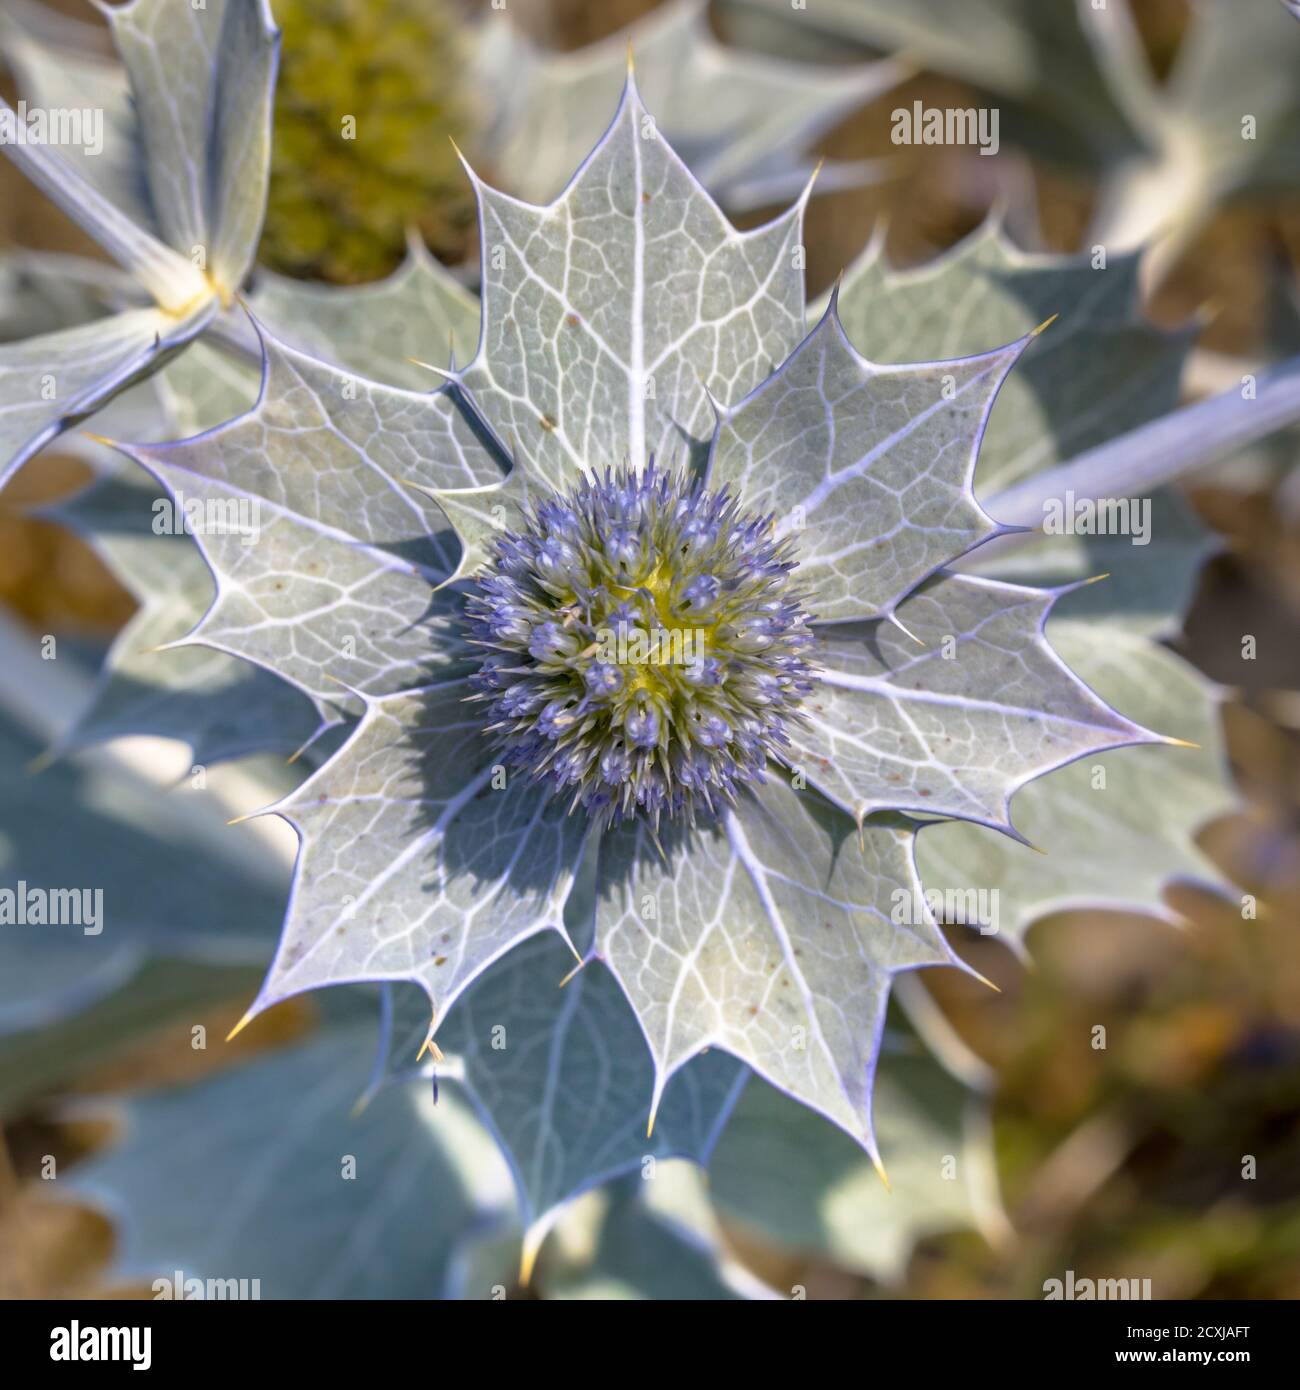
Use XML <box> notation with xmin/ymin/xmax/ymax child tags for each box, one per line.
<box><xmin>974</xmin><ymin>492</ymin><xmax>1213</xmax><ymax>641</ymax></box>
<box><xmin>456</xmin><ymin>74</ymin><xmax>809</xmax><ymax>491</ymax></box>
<box><xmin>939</xmin><ymin>501</ymin><xmax>1232</xmax><ymax>946</ymax></box>
<box><xmin>148</xmin><ymin>336</ymin><xmax>262</xmax><ymax>438</ymax></box>
<box><xmin>819</xmin><ymin>229</ymin><xmax>1235</xmax><ymax>932</ymax></box>
<box><xmin>81</xmin><ymin>76</ymin><xmax>1164</xmax><ymax>1172</ymax></box>
<box><xmin>132</xmin><ymin>77</ymin><xmax>1162</xmax><ymax>1163</ymax></box>
<box><xmin>708</xmin><ymin>299</ymin><xmax>1033</xmax><ymax>621</ymax></box>
<box><xmin>248</xmin><ymin>236</ymin><xmax>481</xmax><ymax>390</ymax></box>
<box><xmin>116</xmin><ymin>330</ymin><xmax>498</xmax><ymax>714</ymax></box>
<box><xmin>53</xmin><ymin>464</ymin><xmax>318</xmax><ymax>766</ymax></box>
<box><xmin>58</xmin><ymin>290</ymin><xmax>507</xmax><ymax>762</ymax></box>
<box><xmin>242</xmin><ymin>680</ymin><xmax>587</xmax><ymax>1029</ymax></box>
<box><xmin>34</xmin><ymin>342</ymin><xmax>316</xmax><ymax>767</ymax></box>
<box><xmin>916</xmin><ymin>614</ymin><xmax>1233</xmax><ymax>949</ymax></box>
<box><xmin>788</xmin><ymin>571</ymin><xmax>1158</xmax><ymax>834</ymax></box>
<box><xmin>595</xmin><ymin>777</ymin><xmax>958</xmax><ymax>1159</ymax></box>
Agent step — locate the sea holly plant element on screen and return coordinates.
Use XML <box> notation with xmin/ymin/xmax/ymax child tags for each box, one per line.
<box><xmin>4</xmin><ymin>5</ymin><xmax>1300</xmax><ymax>1300</ymax></box>
<box><xmin>91</xmin><ymin>71</ymin><xmax>1182</xmax><ymax>1165</ymax></box>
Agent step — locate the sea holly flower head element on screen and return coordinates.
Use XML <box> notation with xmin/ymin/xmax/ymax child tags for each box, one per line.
<box><xmin>465</xmin><ymin>462</ymin><xmax>815</xmax><ymax>829</ymax></box>
<box><xmin>96</xmin><ymin>68</ymin><xmax>1175</xmax><ymax>1165</ymax></box>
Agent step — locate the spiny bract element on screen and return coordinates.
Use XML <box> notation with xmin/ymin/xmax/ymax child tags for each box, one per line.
<box><xmin>465</xmin><ymin>463</ymin><xmax>815</xmax><ymax>828</ymax></box>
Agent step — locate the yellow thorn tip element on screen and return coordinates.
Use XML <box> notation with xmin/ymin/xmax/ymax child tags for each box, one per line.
<box><xmin>415</xmin><ymin>1031</ymin><xmax>444</xmax><ymax>1065</ymax></box>
<box><xmin>558</xmin><ymin>959</ymin><xmax>585</xmax><ymax>989</ymax></box>
<box><xmin>871</xmin><ymin>1152</ymin><xmax>892</xmax><ymax>1191</ymax></box>
<box><xmin>407</xmin><ymin>357</ymin><xmax>454</xmax><ymax>382</ymax></box>
<box><xmin>519</xmin><ymin>1233</ymin><xmax>542</xmax><ymax>1288</ymax></box>
<box><xmin>225</xmin><ymin>1007</ymin><xmax>258</xmax><ymax>1043</ymax></box>
<box><xmin>969</xmin><ymin>967</ymin><xmax>1002</xmax><ymax>994</ymax></box>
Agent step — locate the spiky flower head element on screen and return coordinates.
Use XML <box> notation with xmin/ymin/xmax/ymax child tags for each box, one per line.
<box><xmin>465</xmin><ymin>464</ymin><xmax>816</xmax><ymax>830</ymax></box>
<box><xmin>259</xmin><ymin>0</ymin><xmax>474</xmax><ymax>283</ymax></box>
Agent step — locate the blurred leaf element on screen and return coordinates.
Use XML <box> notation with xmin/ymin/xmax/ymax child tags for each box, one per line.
<box><xmin>0</xmin><ymin>252</ymin><xmax>136</xmax><ymax>343</ymax></box>
<box><xmin>725</xmin><ymin>0</ymin><xmax>1151</xmax><ymax>167</ymax></box>
<box><xmin>0</xmin><ymin>958</ymin><xmax>259</xmax><ymax>1117</ymax></box>
<box><xmin>730</xmin><ymin>0</ymin><xmax>1300</xmax><ymax>243</ymax></box>
<box><xmin>709</xmin><ymin>1020</ymin><xmax>1002</xmax><ymax>1283</ymax></box>
<box><xmin>68</xmin><ymin>1027</ymin><xmax>520</xmax><ymax>1299</ymax></box>
<box><xmin>0</xmin><ymin>0</ymin><xmax>280</xmax><ymax>477</ymax></box>
<box><xmin>537</xmin><ymin>1164</ymin><xmax>774</xmax><ymax>1300</ymax></box>
<box><xmin>474</xmin><ymin>0</ymin><xmax>898</xmax><ymax>209</ymax></box>
<box><xmin>1159</xmin><ymin>0</ymin><xmax>1300</xmax><ymax>200</ymax></box>
<box><xmin>0</xmin><ymin>708</ymin><xmax>283</xmax><ymax>1020</ymax></box>
<box><xmin>102</xmin><ymin>0</ymin><xmax>279</xmax><ymax>291</ymax></box>
<box><xmin>0</xmin><ymin>0</ymin><xmax>157</xmax><ymax>236</ymax></box>
<box><xmin>0</xmin><ymin>689</ymin><xmax>286</xmax><ymax>1108</ymax></box>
